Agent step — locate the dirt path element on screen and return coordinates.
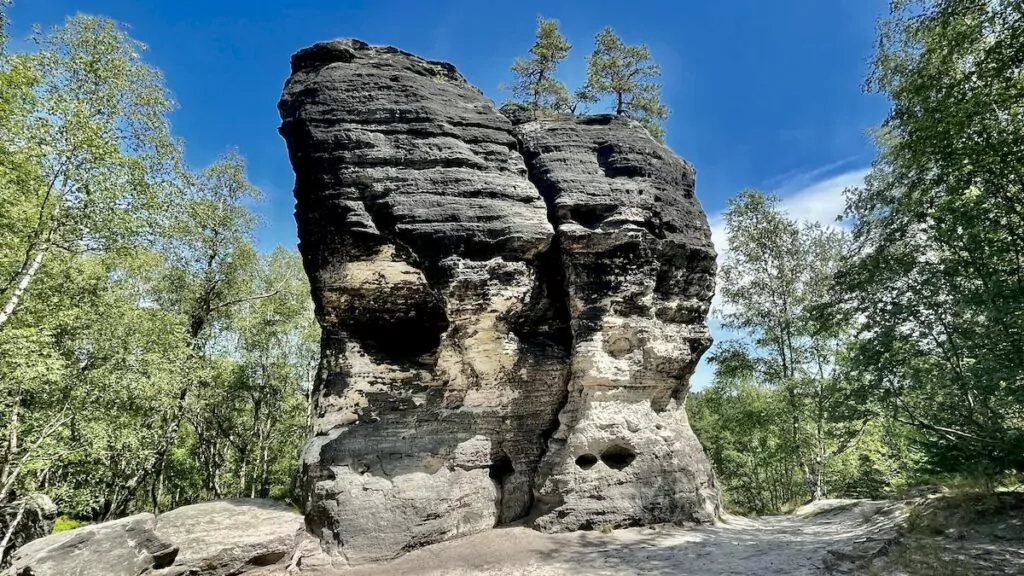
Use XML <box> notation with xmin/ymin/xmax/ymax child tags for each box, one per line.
<box><xmin>337</xmin><ymin>501</ymin><xmax>900</xmax><ymax>576</ymax></box>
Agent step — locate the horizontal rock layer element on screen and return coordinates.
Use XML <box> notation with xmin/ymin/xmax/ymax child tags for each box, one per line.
<box><xmin>278</xmin><ymin>38</ymin><xmax>720</xmax><ymax>566</ymax></box>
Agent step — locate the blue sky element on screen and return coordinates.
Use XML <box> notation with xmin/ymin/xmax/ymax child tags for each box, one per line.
<box><xmin>8</xmin><ymin>0</ymin><xmax>890</xmax><ymax>387</ymax></box>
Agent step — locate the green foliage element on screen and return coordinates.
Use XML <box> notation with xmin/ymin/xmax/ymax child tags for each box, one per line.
<box><xmin>502</xmin><ymin>21</ymin><xmax>668</xmax><ymax>137</ymax></box>
<box><xmin>583</xmin><ymin>27</ymin><xmax>668</xmax><ymax>140</ymax></box>
<box><xmin>714</xmin><ymin>190</ymin><xmax>876</xmax><ymax>501</ymax></box>
<box><xmin>689</xmin><ymin>378</ymin><xmax>805</xmax><ymax>514</ymax></box>
<box><xmin>503</xmin><ymin>17</ymin><xmax>573</xmax><ymax>114</ymax></box>
<box><xmin>692</xmin><ymin>190</ymin><xmax>916</xmax><ymax>511</ymax></box>
<box><xmin>52</xmin><ymin>516</ymin><xmax>88</xmax><ymax>533</ymax></box>
<box><xmin>839</xmin><ymin>0</ymin><xmax>1024</xmax><ymax>480</ymax></box>
<box><xmin>700</xmin><ymin>0</ymin><xmax>1024</xmax><ymax>503</ymax></box>
<box><xmin>1</xmin><ymin>14</ymin><xmax>180</xmax><ymax>331</ymax></box>
<box><xmin>0</xmin><ymin>12</ymin><xmax>316</xmax><ymax>523</ymax></box>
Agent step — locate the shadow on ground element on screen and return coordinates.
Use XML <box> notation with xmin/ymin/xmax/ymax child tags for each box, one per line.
<box><xmin>337</xmin><ymin>501</ymin><xmax>901</xmax><ymax>576</ymax></box>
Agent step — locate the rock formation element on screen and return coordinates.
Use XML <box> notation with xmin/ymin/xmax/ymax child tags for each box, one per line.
<box><xmin>9</xmin><ymin>499</ymin><xmax>304</xmax><ymax>576</ymax></box>
<box><xmin>278</xmin><ymin>39</ymin><xmax>720</xmax><ymax>566</ymax></box>
<box><xmin>515</xmin><ymin>116</ymin><xmax>720</xmax><ymax>532</ymax></box>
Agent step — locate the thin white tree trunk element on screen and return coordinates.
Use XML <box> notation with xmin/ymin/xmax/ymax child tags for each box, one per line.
<box><xmin>0</xmin><ymin>500</ymin><xmax>27</xmax><ymax>566</ymax></box>
<box><xmin>0</xmin><ymin>244</ymin><xmax>50</xmax><ymax>329</ymax></box>
<box><xmin>0</xmin><ymin>394</ymin><xmax>20</xmax><ymax>489</ymax></box>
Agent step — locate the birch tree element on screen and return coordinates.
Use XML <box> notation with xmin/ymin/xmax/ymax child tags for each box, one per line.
<box><xmin>0</xmin><ymin>15</ymin><xmax>179</xmax><ymax>330</ymax></box>
<box><xmin>714</xmin><ymin>190</ymin><xmax>872</xmax><ymax>500</ymax></box>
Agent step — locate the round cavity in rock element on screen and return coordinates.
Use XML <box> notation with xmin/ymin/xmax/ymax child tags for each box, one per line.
<box><xmin>600</xmin><ymin>445</ymin><xmax>636</xmax><ymax>470</ymax></box>
<box><xmin>604</xmin><ymin>336</ymin><xmax>636</xmax><ymax>359</ymax></box>
<box><xmin>575</xmin><ymin>453</ymin><xmax>599</xmax><ymax>470</ymax></box>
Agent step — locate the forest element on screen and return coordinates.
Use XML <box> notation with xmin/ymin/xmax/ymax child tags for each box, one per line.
<box><xmin>0</xmin><ymin>4</ymin><xmax>316</xmax><ymax>545</ymax></box>
<box><xmin>689</xmin><ymin>0</ymin><xmax>1024</xmax><ymax>513</ymax></box>
<box><xmin>0</xmin><ymin>0</ymin><xmax>1021</xmax><ymax>556</ymax></box>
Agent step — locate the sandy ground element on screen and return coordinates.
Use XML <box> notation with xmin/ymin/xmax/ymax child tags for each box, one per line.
<box><xmin>336</xmin><ymin>501</ymin><xmax>898</xmax><ymax>576</ymax></box>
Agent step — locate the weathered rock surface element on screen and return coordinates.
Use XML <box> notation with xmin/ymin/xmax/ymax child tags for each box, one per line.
<box><xmin>514</xmin><ymin>115</ymin><xmax>720</xmax><ymax>531</ymax></box>
<box><xmin>9</xmin><ymin>499</ymin><xmax>303</xmax><ymax>576</ymax></box>
<box><xmin>0</xmin><ymin>493</ymin><xmax>58</xmax><ymax>568</ymax></box>
<box><xmin>278</xmin><ymin>38</ymin><xmax>719</xmax><ymax>565</ymax></box>
<box><xmin>10</xmin><ymin>513</ymin><xmax>176</xmax><ymax>576</ymax></box>
<box><xmin>155</xmin><ymin>499</ymin><xmax>304</xmax><ymax>575</ymax></box>
<box><xmin>278</xmin><ymin>39</ymin><xmax>567</xmax><ymax>566</ymax></box>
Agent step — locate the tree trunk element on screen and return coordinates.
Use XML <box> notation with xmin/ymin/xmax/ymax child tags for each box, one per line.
<box><xmin>0</xmin><ymin>393</ymin><xmax>20</xmax><ymax>493</ymax></box>
<box><xmin>0</xmin><ymin>244</ymin><xmax>50</xmax><ymax>329</ymax></box>
<box><xmin>804</xmin><ymin>458</ymin><xmax>826</xmax><ymax>501</ymax></box>
<box><xmin>106</xmin><ymin>383</ymin><xmax>190</xmax><ymax>519</ymax></box>
<box><xmin>532</xmin><ymin>70</ymin><xmax>545</xmax><ymax>113</ymax></box>
<box><xmin>238</xmin><ymin>452</ymin><xmax>247</xmax><ymax>498</ymax></box>
<box><xmin>0</xmin><ymin>500</ymin><xmax>26</xmax><ymax>566</ymax></box>
<box><xmin>258</xmin><ymin>441</ymin><xmax>270</xmax><ymax>499</ymax></box>
<box><xmin>150</xmin><ymin>466</ymin><xmax>165</xmax><ymax>515</ymax></box>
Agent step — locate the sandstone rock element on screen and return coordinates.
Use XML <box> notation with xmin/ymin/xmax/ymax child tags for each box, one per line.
<box><xmin>279</xmin><ymin>38</ymin><xmax>719</xmax><ymax>565</ymax></box>
<box><xmin>154</xmin><ymin>499</ymin><xmax>304</xmax><ymax>575</ymax></box>
<box><xmin>9</xmin><ymin>513</ymin><xmax>176</xmax><ymax>576</ymax></box>
<box><xmin>513</xmin><ymin>115</ymin><xmax>720</xmax><ymax>531</ymax></box>
<box><xmin>0</xmin><ymin>493</ymin><xmax>58</xmax><ymax>568</ymax></box>
<box><xmin>279</xmin><ymin>38</ymin><xmax>567</xmax><ymax>566</ymax></box>
<box><xmin>9</xmin><ymin>500</ymin><xmax>303</xmax><ymax>576</ymax></box>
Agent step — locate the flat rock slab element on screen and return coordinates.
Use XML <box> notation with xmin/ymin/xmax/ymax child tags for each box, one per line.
<box><xmin>155</xmin><ymin>499</ymin><xmax>304</xmax><ymax>575</ymax></box>
<box><xmin>9</xmin><ymin>499</ymin><xmax>303</xmax><ymax>576</ymax></box>
<box><xmin>9</xmin><ymin>513</ymin><xmax>177</xmax><ymax>576</ymax></box>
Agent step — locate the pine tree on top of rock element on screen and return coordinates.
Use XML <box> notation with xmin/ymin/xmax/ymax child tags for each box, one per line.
<box><xmin>583</xmin><ymin>27</ymin><xmax>669</xmax><ymax>141</ymax></box>
<box><xmin>503</xmin><ymin>16</ymin><xmax>572</xmax><ymax>114</ymax></box>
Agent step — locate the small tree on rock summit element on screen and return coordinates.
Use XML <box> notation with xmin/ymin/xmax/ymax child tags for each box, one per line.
<box><xmin>584</xmin><ymin>26</ymin><xmax>669</xmax><ymax>141</ymax></box>
<box><xmin>503</xmin><ymin>16</ymin><xmax>572</xmax><ymax>114</ymax></box>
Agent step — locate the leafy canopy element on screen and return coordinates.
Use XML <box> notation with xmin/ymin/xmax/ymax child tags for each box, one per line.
<box><xmin>839</xmin><ymin>0</ymin><xmax>1024</xmax><ymax>477</ymax></box>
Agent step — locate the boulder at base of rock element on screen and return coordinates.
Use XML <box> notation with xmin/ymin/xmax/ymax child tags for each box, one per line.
<box><xmin>9</xmin><ymin>513</ymin><xmax>176</xmax><ymax>576</ymax></box>
<box><xmin>154</xmin><ymin>499</ymin><xmax>304</xmax><ymax>575</ymax></box>
<box><xmin>9</xmin><ymin>499</ymin><xmax>303</xmax><ymax>576</ymax></box>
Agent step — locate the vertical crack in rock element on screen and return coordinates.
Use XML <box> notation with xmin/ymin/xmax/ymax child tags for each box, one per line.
<box><xmin>279</xmin><ymin>38</ymin><xmax>720</xmax><ymax>566</ymax></box>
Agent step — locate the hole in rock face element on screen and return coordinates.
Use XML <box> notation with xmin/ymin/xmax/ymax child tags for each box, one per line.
<box><xmin>569</xmin><ymin>205</ymin><xmax>617</xmax><ymax>230</ymax></box>
<box><xmin>600</xmin><ymin>445</ymin><xmax>636</xmax><ymax>470</ymax></box>
<box><xmin>575</xmin><ymin>454</ymin><xmax>599</xmax><ymax>470</ymax></box>
<box><xmin>489</xmin><ymin>452</ymin><xmax>515</xmax><ymax>481</ymax></box>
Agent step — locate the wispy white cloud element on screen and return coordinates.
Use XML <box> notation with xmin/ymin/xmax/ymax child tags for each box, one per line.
<box><xmin>708</xmin><ymin>167</ymin><xmax>868</xmax><ymax>259</ymax></box>
<box><xmin>779</xmin><ymin>168</ymin><xmax>868</xmax><ymax>227</ymax></box>
<box><xmin>761</xmin><ymin>155</ymin><xmax>859</xmax><ymax>192</ymax></box>
<box><xmin>693</xmin><ymin>165</ymin><xmax>870</xmax><ymax>391</ymax></box>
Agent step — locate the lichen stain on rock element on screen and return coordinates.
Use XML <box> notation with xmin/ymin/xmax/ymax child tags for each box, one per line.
<box><xmin>279</xmin><ymin>38</ymin><xmax>720</xmax><ymax>565</ymax></box>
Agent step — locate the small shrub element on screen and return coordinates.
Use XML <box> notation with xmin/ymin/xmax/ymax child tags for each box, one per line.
<box><xmin>598</xmin><ymin>524</ymin><xmax>614</xmax><ymax>535</ymax></box>
<box><xmin>53</xmin><ymin>516</ymin><xmax>89</xmax><ymax>533</ymax></box>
